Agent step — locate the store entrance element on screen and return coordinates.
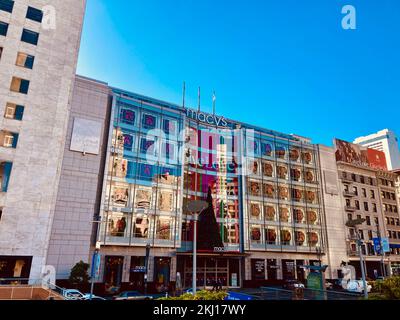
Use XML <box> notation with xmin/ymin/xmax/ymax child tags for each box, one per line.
<box><xmin>178</xmin><ymin>256</ymin><xmax>241</xmax><ymax>289</ymax></box>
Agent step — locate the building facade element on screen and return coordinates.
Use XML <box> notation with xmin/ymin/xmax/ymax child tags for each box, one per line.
<box><xmin>80</xmin><ymin>86</ymin><xmax>332</xmax><ymax>293</ymax></box>
<box><xmin>378</xmin><ymin>170</ymin><xmax>400</xmax><ymax>276</ymax></box>
<box><xmin>0</xmin><ymin>0</ymin><xmax>86</xmax><ymax>282</ymax></box>
<box><xmin>354</xmin><ymin>129</ymin><xmax>400</xmax><ymax>170</ymax></box>
<box><xmin>334</xmin><ymin>138</ymin><xmax>400</xmax><ymax>278</ymax></box>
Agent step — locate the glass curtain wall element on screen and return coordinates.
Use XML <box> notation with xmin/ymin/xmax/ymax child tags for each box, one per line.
<box><xmin>242</xmin><ymin>131</ymin><xmax>325</xmax><ymax>253</ymax></box>
<box><xmin>181</xmin><ymin>120</ymin><xmax>241</xmax><ymax>252</ymax></box>
<box><xmin>99</xmin><ymin>95</ymin><xmax>184</xmax><ymax>248</ymax></box>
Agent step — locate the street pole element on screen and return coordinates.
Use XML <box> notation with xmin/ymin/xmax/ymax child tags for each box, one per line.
<box><xmin>376</xmin><ymin>224</ymin><xmax>386</xmax><ymax>277</ymax></box>
<box><xmin>144</xmin><ymin>243</ymin><xmax>151</xmax><ymax>295</ymax></box>
<box><xmin>356</xmin><ymin>227</ymin><xmax>368</xmax><ymax>299</ymax></box>
<box><xmin>89</xmin><ymin>248</ymin><xmax>100</xmax><ymax>300</ymax></box>
<box><xmin>192</xmin><ymin>213</ymin><xmax>198</xmax><ymax>295</ymax></box>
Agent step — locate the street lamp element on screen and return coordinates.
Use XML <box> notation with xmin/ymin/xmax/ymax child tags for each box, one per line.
<box><xmin>187</xmin><ymin>200</ymin><xmax>208</xmax><ymax>295</ymax></box>
<box><xmin>346</xmin><ymin>218</ymin><xmax>368</xmax><ymax>299</ymax></box>
<box><xmin>144</xmin><ymin>243</ymin><xmax>151</xmax><ymax>295</ymax></box>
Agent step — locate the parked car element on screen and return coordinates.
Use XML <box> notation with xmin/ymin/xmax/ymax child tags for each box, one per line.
<box><xmin>113</xmin><ymin>291</ymin><xmax>153</xmax><ymax>300</ymax></box>
<box><xmin>346</xmin><ymin>280</ymin><xmax>372</xmax><ymax>294</ymax></box>
<box><xmin>62</xmin><ymin>289</ymin><xmax>85</xmax><ymax>300</ymax></box>
<box><xmin>282</xmin><ymin>279</ymin><xmax>305</xmax><ymax>290</ymax></box>
<box><xmin>82</xmin><ymin>294</ymin><xmax>106</xmax><ymax>301</ymax></box>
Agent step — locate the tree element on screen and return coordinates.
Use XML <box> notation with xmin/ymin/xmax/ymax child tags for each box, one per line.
<box><xmin>69</xmin><ymin>261</ymin><xmax>90</xmax><ymax>287</ymax></box>
<box><xmin>197</xmin><ymin>187</ymin><xmax>224</xmax><ymax>251</ymax></box>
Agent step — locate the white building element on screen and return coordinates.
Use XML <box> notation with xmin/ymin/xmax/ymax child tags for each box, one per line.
<box><xmin>354</xmin><ymin>129</ymin><xmax>400</xmax><ymax>170</ymax></box>
<box><xmin>0</xmin><ymin>0</ymin><xmax>86</xmax><ymax>282</ymax></box>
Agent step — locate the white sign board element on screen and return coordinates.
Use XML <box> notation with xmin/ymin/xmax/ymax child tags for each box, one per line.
<box><xmin>70</xmin><ymin>118</ymin><xmax>102</xmax><ymax>155</ymax></box>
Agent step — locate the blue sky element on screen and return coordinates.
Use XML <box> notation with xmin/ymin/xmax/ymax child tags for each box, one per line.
<box><xmin>77</xmin><ymin>0</ymin><xmax>400</xmax><ymax>146</ymax></box>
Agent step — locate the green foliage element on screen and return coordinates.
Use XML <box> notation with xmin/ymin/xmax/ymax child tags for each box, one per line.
<box><xmin>69</xmin><ymin>261</ymin><xmax>90</xmax><ymax>286</ymax></box>
<box><xmin>159</xmin><ymin>290</ymin><xmax>228</xmax><ymax>300</ymax></box>
<box><xmin>369</xmin><ymin>276</ymin><xmax>400</xmax><ymax>300</ymax></box>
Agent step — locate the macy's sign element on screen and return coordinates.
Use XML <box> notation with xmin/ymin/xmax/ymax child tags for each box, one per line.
<box><xmin>186</xmin><ymin>109</ymin><xmax>228</xmax><ymax>127</ymax></box>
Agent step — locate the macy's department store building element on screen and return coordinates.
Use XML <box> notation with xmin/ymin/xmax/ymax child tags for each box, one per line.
<box><xmin>46</xmin><ymin>76</ymin><xmax>329</xmax><ymax>293</ymax></box>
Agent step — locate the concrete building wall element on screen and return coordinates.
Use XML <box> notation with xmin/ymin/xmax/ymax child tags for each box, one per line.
<box><xmin>0</xmin><ymin>0</ymin><xmax>86</xmax><ymax>280</ymax></box>
<box><xmin>46</xmin><ymin>76</ymin><xmax>110</xmax><ymax>279</ymax></box>
<box><xmin>318</xmin><ymin>145</ymin><xmax>347</xmax><ymax>279</ymax></box>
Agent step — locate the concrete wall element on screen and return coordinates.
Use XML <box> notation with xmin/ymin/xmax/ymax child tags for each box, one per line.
<box><xmin>318</xmin><ymin>144</ymin><xmax>347</xmax><ymax>279</ymax></box>
<box><xmin>0</xmin><ymin>0</ymin><xmax>86</xmax><ymax>280</ymax></box>
<box><xmin>46</xmin><ymin>76</ymin><xmax>110</xmax><ymax>279</ymax></box>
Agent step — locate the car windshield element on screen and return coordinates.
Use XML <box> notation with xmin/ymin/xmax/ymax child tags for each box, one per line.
<box><xmin>127</xmin><ymin>292</ymin><xmax>140</xmax><ymax>296</ymax></box>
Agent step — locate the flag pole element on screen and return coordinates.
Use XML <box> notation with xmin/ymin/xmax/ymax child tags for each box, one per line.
<box><xmin>182</xmin><ymin>81</ymin><xmax>186</xmax><ymax>108</ymax></box>
<box><xmin>212</xmin><ymin>91</ymin><xmax>216</xmax><ymax>115</ymax></box>
<box><xmin>198</xmin><ymin>87</ymin><xmax>201</xmax><ymax>112</ymax></box>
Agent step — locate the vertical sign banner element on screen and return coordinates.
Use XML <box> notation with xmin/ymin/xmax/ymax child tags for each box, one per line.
<box><xmin>381</xmin><ymin>238</ymin><xmax>390</xmax><ymax>253</ymax></box>
<box><xmin>372</xmin><ymin>238</ymin><xmax>382</xmax><ymax>255</ymax></box>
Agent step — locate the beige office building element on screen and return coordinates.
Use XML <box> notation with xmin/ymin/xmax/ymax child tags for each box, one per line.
<box><xmin>0</xmin><ymin>0</ymin><xmax>86</xmax><ymax>282</ymax></box>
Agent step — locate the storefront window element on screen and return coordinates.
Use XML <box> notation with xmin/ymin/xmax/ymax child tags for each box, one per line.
<box><xmin>156</xmin><ymin>217</ymin><xmax>173</xmax><ymax>240</ymax></box>
<box><xmin>278</xmin><ymin>185</ymin><xmax>289</xmax><ymax>200</ymax></box>
<box><xmin>106</xmin><ymin>213</ymin><xmax>130</xmax><ymax>238</ymax></box>
<box><xmin>265</xmin><ymin>228</ymin><xmax>277</xmax><ymax>245</ymax></box>
<box><xmin>135</xmin><ymin>187</ymin><xmax>153</xmax><ymax>209</ymax></box>
<box><xmin>158</xmin><ymin>190</ymin><xmax>174</xmax><ymax>212</ymax></box>
<box><xmin>277</xmin><ymin>165</ymin><xmax>288</xmax><ymax>180</ymax></box>
<box><xmin>120</xmin><ymin>109</ymin><xmax>135</xmax><ymax>125</ymax></box>
<box><xmin>264</xmin><ymin>205</ymin><xmax>276</xmax><ymax>221</ymax></box>
<box><xmin>250</xmin><ymin>202</ymin><xmax>262</xmax><ymax>220</ymax></box>
<box><xmin>248</xmin><ymin>180</ymin><xmax>261</xmax><ymax>197</ymax></box>
<box><xmin>263</xmin><ymin>183</ymin><xmax>275</xmax><ymax>198</ymax></box>
<box><xmin>132</xmin><ymin>215</ymin><xmax>149</xmax><ymax>238</ymax></box>
<box><xmin>262</xmin><ymin>161</ymin><xmax>274</xmax><ymax>177</ymax></box>
<box><xmin>281</xmin><ymin>229</ymin><xmax>292</xmax><ymax>246</ymax></box>
<box><xmin>163</xmin><ymin>119</ymin><xmax>177</xmax><ymax>136</ymax></box>
<box><xmin>250</xmin><ymin>226</ymin><xmax>262</xmax><ymax>243</ymax></box>
<box><xmin>142</xmin><ymin>113</ymin><xmax>157</xmax><ymax>130</ymax></box>
<box><xmin>110</xmin><ymin>184</ymin><xmax>129</xmax><ymax>207</ymax></box>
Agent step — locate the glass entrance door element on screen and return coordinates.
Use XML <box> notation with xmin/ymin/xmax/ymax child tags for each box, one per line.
<box><xmin>182</xmin><ymin>257</ymin><xmax>240</xmax><ymax>289</ymax></box>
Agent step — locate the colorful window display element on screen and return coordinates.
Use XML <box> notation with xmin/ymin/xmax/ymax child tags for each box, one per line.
<box><xmin>278</xmin><ymin>185</ymin><xmax>289</xmax><ymax>200</ymax></box>
<box><xmin>107</xmin><ymin>213</ymin><xmax>129</xmax><ymax>238</ymax></box>
<box><xmin>163</xmin><ymin>119</ymin><xmax>177</xmax><ymax>136</ymax></box>
<box><xmin>262</xmin><ymin>162</ymin><xmax>274</xmax><ymax>177</ymax></box>
<box><xmin>302</xmin><ymin>150</ymin><xmax>313</xmax><ymax>164</ymax></box>
<box><xmin>293</xmin><ymin>208</ymin><xmax>305</xmax><ymax>224</ymax></box>
<box><xmin>111</xmin><ymin>185</ymin><xmax>129</xmax><ymax>207</ymax></box>
<box><xmin>248</xmin><ymin>180</ymin><xmax>261</xmax><ymax>197</ymax></box>
<box><xmin>277</xmin><ymin>165</ymin><xmax>288</xmax><ymax>180</ymax></box>
<box><xmin>135</xmin><ymin>188</ymin><xmax>152</xmax><ymax>209</ymax></box>
<box><xmin>251</xmin><ymin>226</ymin><xmax>262</xmax><ymax>243</ymax></box>
<box><xmin>112</xmin><ymin>157</ymin><xmax>127</xmax><ymax>178</ymax></box>
<box><xmin>265</xmin><ymin>228</ymin><xmax>277</xmax><ymax>245</ymax></box>
<box><xmin>156</xmin><ymin>217</ymin><xmax>173</xmax><ymax>240</ymax></box>
<box><xmin>292</xmin><ymin>188</ymin><xmax>303</xmax><ymax>202</ymax></box>
<box><xmin>142</xmin><ymin>113</ymin><xmax>157</xmax><ymax>129</ymax></box>
<box><xmin>132</xmin><ymin>215</ymin><xmax>149</xmax><ymax>238</ymax></box>
<box><xmin>290</xmin><ymin>167</ymin><xmax>302</xmax><ymax>182</ymax></box>
<box><xmin>158</xmin><ymin>190</ymin><xmax>174</xmax><ymax>212</ymax></box>
<box><xmin>279</xmin><ymin>207</ymin><xmax>291</xmax><ymax>223</ymax></box>
<box><xmin>250</xmin><ymin>202</ymin><xmax>262</xmax><ymax>220</ymax></box>
<box><xmin>281</xmin><ymin>229</ymin><xmax>292</xmax><ymax>245</ymax></box>
<box><xmin>263</xmin><ymin>183</ymin><xmax>275</xmax><ymax>198</ymax></box>
<box><xmin>120</xmin><ymin>109</ymin><xmax>135</xmax><ymax>125</ymax></box>
<box><xmin>289</xmin><ymin>148</ymin><xmax>300</xmax><ymax>162</ymax></box>
<box><xmin>264</xmin><ymin>205</ymin><xmax>276</xmax><ymax>221</ymax></box>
